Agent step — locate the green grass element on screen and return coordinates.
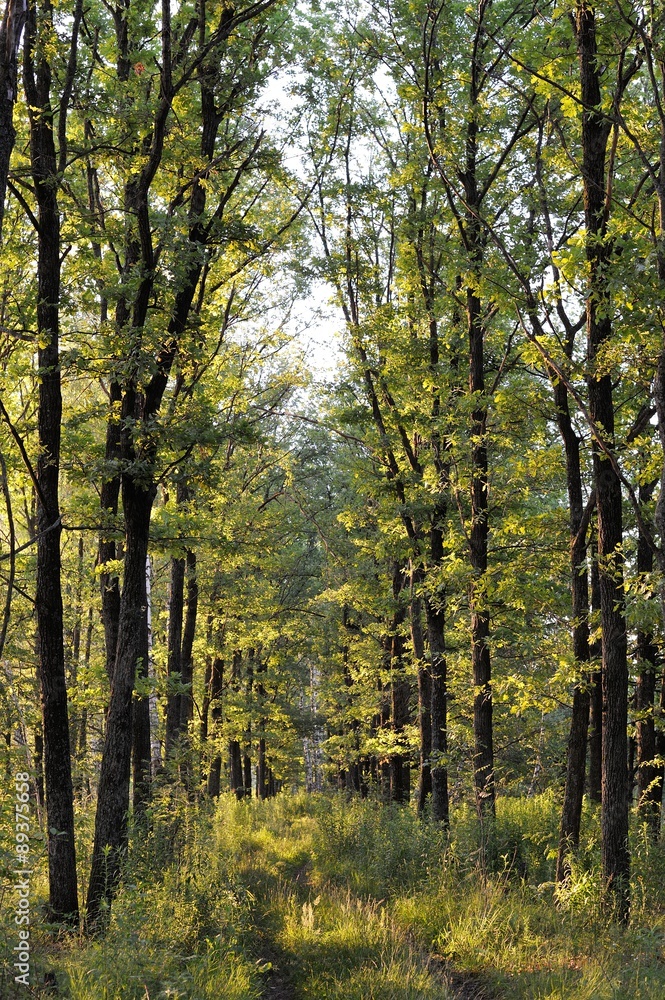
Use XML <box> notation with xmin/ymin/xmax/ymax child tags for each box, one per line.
<box><xmin>2</xmin><ymin>789</ymin><xmax>665</xmax><ymax>998</ymax></box>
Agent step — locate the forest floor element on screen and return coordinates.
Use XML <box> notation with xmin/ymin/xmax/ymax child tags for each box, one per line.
<box><xmin>2</xmin><ymin>790</ymin><xmax>665</xmax><ymax>998</ymax></box>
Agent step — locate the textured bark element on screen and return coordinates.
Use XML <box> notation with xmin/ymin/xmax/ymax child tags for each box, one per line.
<box><xmin>257</xmin><ymin>737</ymin><xmax>267</xmax><ymax>800</ymax></box>
<box><xmin>179</xmin><ymin>548</ymin><xmax>198</xmax><ymax>731</ymax></box>
<box><xmin>25</xmin><ymin>0</ymin><xmax>78</xmax><ymax>923</ymax></box>
<box><xmin>468</xmin><ymin>282</ymin><xmax>493</xmax><ymax>819</ymax></box>
<box><xmin>85</xmin><ymin>0</ymin><xmax>278</xmax><ymax>925</ymax></box>
<box><xmin>426</xmin><ymin>594</ymin><xmax>449</xmax><ymax>826</ymax></box>
<box><xmin>131</xmin><ymin>557</ymin><xmax>151</xmax><ymax>816</ymax></box>
<box><xmin>165</xmin><ymin>555</ymin><xmax>185</xmax><ymax>754</ymax></box>
<box><xmin>244</xmin><ymin>657</ymin><xmax>253</xmax><ymax>798</ymax></box>
<box><xmin>588</xmin><ymin>544</ymin><xmax>602</xmax><ymax>802</ymax></box>
<box><xmin>465</xmin><ymin>13</ymin><xmax>494</xmax><ymax>820</ymax></box>
<box><xmin>0</xmin><ymin>0</ymin><xmax>26</xmax><ymax>240</ymax></box>
<box><xmin>554</xmin><ymin>378</ymin><xmax>591</xmax><ymax>883</ymax></box>
<box><xmin>98</xmin><ymin>381</ymin><xmax>122</xmax><ymax>683</ymax></box>
<box><xmin>575</xmin><ymin>4</ymin><xmax>629</xmax><ymax>920</ymax></box>
<box><xmin>411</xmin><ymin>589</ymin><xmax>431</xmax><ymax>812</ymax></box>
<box><xmin>207</xmin><ymin>756</ymin><xmax>221</xmax><ymax>798</ymax></box>
<box><xmin>86</xmin><ymin>481</ymin><xmax>153</xmax><ymax>926</ymax></box>
<box><xmin>229</xmin><ymin>740</ymin><xmax>243</xmax><ymax>798</ymax></box>
<box><xmin>205</xmin><ymin>655</ymin><xmax>224</xmax><ymax>797</ymax></box>
<box><xmin>389</xmin><ymin>567</ymin><xmax>410</xmax><ymax>804</ymax></box>
<box><xmin>256</xmin><ymin>652</ymin><xmax>268</xmax><ymax>800</ymax></box>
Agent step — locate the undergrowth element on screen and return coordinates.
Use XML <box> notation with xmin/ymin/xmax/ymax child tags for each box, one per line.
<box><xmin>1</xmin><ymin>788</ymin><xmax>664</xmax><ymax>998</ymax></box>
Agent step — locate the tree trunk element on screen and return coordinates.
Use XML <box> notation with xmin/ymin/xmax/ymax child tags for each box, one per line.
<box><xmin>575</xmin><ymin>3</ymin><xmax>629</xmax><ymax>920</ymax></box>
<box><xmin>465</xmin><ymin>20</ymin><xmax>494</xmax><ymax>819</ymax></box>
<box><xmin>0</xmin><ymin>0</ymin><xmax>26</xmax><ymax>240</ymax></box>
<box><xmin>86</xmin><ymin>480</ymin><xmax>153</xmax><ymax>927</ymax></box>
<box><xmin>468</xmin><ymin>281</ymin><xmax>494</xmax><ymax>819</ymax></box>
<box><xmin>244</xmin><ymin>657</ymin><xmax>253</xmax><ymax>798</ymax></box>
<box><xmin>131</xmin><ymin>557</ymin><xmax>151</xmax><ymax>816</ymax></box>
<box><xmin>411</xmin><ymin>588</ymin><xmax>431</xmax><ymax>812</ymax></box>
<box><xmin>165</xmin><ymin>555</ymin><xmax>185</xmax><ymax>754</ymax></box>
<box><xmin>588</xmin><ymin>540</ymin><xmax>602</xmax><ymax>802</ymax></box>
<box><xmin>99</xmin><ymin>381</ymin><xmax>122</xmax><ymax>684</ymax></box>
<box><xmin>179</xmin><ymin>548</ymin><xmax>198</xmax><ymax>731</ymax></box>
<box><xmin>426</xmin><ymin>594</ymin><xmax>449</xmax><ymax>826</ymax></box>
<box><xmin>205</xmin><ymin>656</ymin><xmax>224</xmax><ymax>797</ymax></box>
<box><xmin>229</xmin><ymin>740</ymin><xmax>243</xmax><ymax>798</ymax></box>
<box><xmin>25</xmin><ymin>0</ymin><xmax>79</xmax><ymax>922</ymax></box>
<box><xmin>257</xmin><ymin>737</ymin><xmax>267</xmax><ymax>800</ymax></box>
<box><xmin>554</xmin><ymin>378</ymin><xmax>591</xmax><ymax>882</ymax></box>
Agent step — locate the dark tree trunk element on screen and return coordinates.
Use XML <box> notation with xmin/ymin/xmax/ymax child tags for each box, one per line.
<box><xmin>575</xmin><ymin>4</ymin><xmax>629</xmax><ymax>920</ymax></box>
<box><xmin>389</xmin><ymin>568</ymin><xmax>410</xmax><ymax>804</ymax></box>
<box><xmin>411</xmin><ymin>588</ymin><xmax>431</xmax><ymax>812</ymax></box>
<box><xmin>25</xmin><ymin>0</ymin><xmax>79</xmax><ymax>923</ymax></box>
<box><xmin>0</xmin><ymin>0</ymin><xmax>26</xmax><ymax>239</ymax></box>
<box><xmin>426</xmin><ymin>594</ymin><xmax>449</xmax><ymax>826</ymax></box>
<box><xmin>86</xmin><ymin>0</ymin><xmax>253</xmax><ymax>921</ymax></box>
<box><xmin>464</xmin><ymin>20</ymin><xmax>494</xmax><ymax>819</ymax></box>
<box><xmin>68</xmin><ymin>537</ymin><xmax>84</xmax><ymax>760</ymax></box>
<box><xmin>86</xmin><ymin>481</ymin><xmax>153</xmax><ymax>926</ymax></box>
<box><xmin>99</xmin><ymin>381</ymin><xmax>122</xmax><ymax>684</ymax></box>
<box><xmin>165</xmin><ymin>555</ymin><xmax>185</xmax><ymax>754</ymax></box>
<box><xmin>205</xmin><ymin>656</ymin><xmax>224</xmax><ymax>797</ymax></box>
<box><xmin>229</xmin><ymin>740</ymin><xmax>243</xmax><ymax>798</ymax></box>
<box><xmin>256</xmin><ymin>652</ymin><xmax>268</xmax><ymax>800</ymax></box>
<box><xmin>553</xmin><ymin>378</ymin><xmax>592</xmax><ymax>882</ymax></box>
<box><xmin>243</xmin><ymin>752</ymin><xmax>252</xmax><ymax>798</ymax></box>
<box><xmin>588</xmin><ymin>541</ymin><xmax>602</xmax><ymax>802</ymax></box>
<box><xmin>257</xmin><ymin>738</ymin><xmax>267</xmax><ymax>800</ymax></box>
<box><xmin>244</xmin><ymin>657</ymin><xmax>253</xmax><ymax>798</ymax></box>
<box><xmin>179</xmin><ymin>548</ymin><xmax>198</xmax><ymax>731</ymax></box>
<box><xmin>131</xmin><ymin>554</ymin><xmax>151</xmax><ymax>816</ymax></box>
<box><xmin>207</xmin><ymin>757</ymin><xmax>221</xmax><ymax>798</ymax></box>
<box><xmin>468</xmin><ymin>282</ymin><xmax>494</xmax><ymax>820</ymax></box>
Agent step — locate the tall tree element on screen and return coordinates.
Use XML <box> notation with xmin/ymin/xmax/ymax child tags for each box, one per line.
<box><xmin>23</xmin><ymin>0</ymin><xmax>81</xmax><ymax>923</ymax></box>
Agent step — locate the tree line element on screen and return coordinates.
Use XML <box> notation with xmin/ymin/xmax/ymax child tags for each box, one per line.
<box><xmin>0</xmin><ymin>0</ymin><xmax>663</xmax><ymax>934</ymax></box>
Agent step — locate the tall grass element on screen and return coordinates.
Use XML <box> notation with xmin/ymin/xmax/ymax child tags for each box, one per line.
<box><xmin>2</xmin><ymin>788</ymin><xmax>664</xmax><ymax>999</ymax></box>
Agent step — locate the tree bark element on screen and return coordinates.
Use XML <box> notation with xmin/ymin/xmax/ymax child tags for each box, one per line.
<box><xmin>99</xmin><ymin>381</ymin><xmax>122</xmax><ymax>684</ymax></box>
<box><xmin>131</xmin><ymin>555</ymin><xmax>151</xmax><ymax>816</ymax></box>
<box><xmin>24</xmin><ymin>0</ymin><xmax>79</xmax><ymax>923</ymax></box>
<box><xmin>205</xmin><ymin>656</ymin><xmax>224</xmax><ymax>797</ymax></box>
<box><xmin>165</xmin><ymin>555</ymin><xmax>185</xmax><ymax>754</ymax></box>
<box><xmin>575</xmin><ymin>3</ymin><xmax>629</xmax><ymax>920</ymax></box>
<box><xmin>464</xmin><ymin>13</ymin><xmax>494</xmax><ymax>821</ymax></box>
<box><xmin>411</xmin><ymin>586</ymin><xmax>431</xmax><ymax>812</ymax></box>
<box><xmin>86</xmin><ymin>479</ymin><xmax>153</xmax><ymax>926</ymax></box>
<box><xmin>229</xmin><ymin>740</ymin><xmax>243</xmax><ymax>798</ymax></box>
<box><xmin>426</xmin><ymin>593</ymin><xmax>449</xmax><ymax>826</ymax></box>
<box><xmin>0</xmin><ymin>0</ymin><xmax>26</xmax><ymax>240</ymax></box>
<box><xmin>553</xmin><ymin>377</ymin><xmax>592</xmax><ymax>882</ymax></box>
<box><xmin>588</xmin><ymin>539</ymin><xmax>602</xmax><ymax>802</ymax></box>
<box><xmin>179</xmin><ymin>548</ymin><xmax>198</xmax><ymax>732</ymax></box>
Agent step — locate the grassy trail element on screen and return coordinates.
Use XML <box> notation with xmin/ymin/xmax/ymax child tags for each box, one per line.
<box><xmin>6</xmin><ymin>791</ymin><xmax>665</xmax><ymax>998</ymax></box>
<box><xmin>234</xmin><ymin>800</ymin><xmax>492</xmax><ymax>1000</ymax></box>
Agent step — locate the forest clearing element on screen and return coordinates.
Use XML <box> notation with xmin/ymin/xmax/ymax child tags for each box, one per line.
<box><xmin>2</xmin><ymin>0</ymin><xmax>665</xmax><ymax>995</ymax></box>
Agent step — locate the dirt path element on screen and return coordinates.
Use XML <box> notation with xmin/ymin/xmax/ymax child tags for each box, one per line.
<box><xmin>433</xmin><ymin>959</ymin><xmax>498</xmax><ymax>1000</ymax></box>
<box><xmin>256</xmin><ymin>940</ymin><xmax>297</xmax><ymax>1000</ymax></box>
<box><xmin>252</xmin><ymin>861</ymin><xmax>499</xmax><ymax>1000</ymax></box>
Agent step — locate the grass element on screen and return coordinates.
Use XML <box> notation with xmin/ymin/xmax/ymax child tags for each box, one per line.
<box><xmin>1</xmin><ymin>788</ymin><xmax>665</xmax><ymax>998</ymax></box>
